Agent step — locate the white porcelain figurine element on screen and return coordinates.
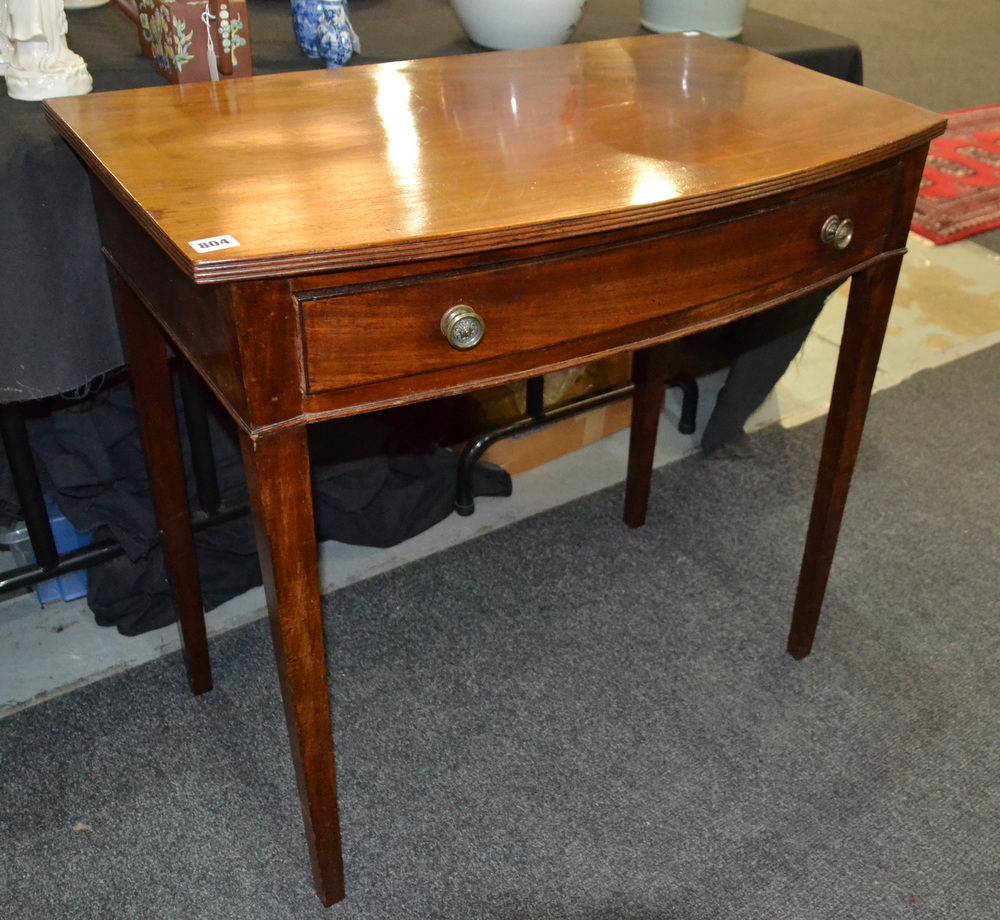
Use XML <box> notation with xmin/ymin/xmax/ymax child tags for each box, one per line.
<box><xmin>0</xmin><ymin>4</ymin><xmax>13</xmax><ymax>76</ymax></box>
<box><xmin>0</xmin><ymin>0</ymin><xmax>92</xmax><ymax>101</ymax></box>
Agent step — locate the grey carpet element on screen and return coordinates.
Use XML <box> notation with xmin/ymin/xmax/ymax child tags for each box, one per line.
<box><xmin>2</xmin><ymin>343</ymin><xmax>999</xmax><ymax>919</ymax></box>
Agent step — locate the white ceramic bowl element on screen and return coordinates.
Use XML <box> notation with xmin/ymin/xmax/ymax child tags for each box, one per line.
<box><xmin>451</xmin><ymin>0</ymin><xmax>587</xmax><ymax>51</ymax></box>
<box><xmin>640</xmin><ymin>0</ymin><xmax>750</xmax><ymax>40</ymax></box>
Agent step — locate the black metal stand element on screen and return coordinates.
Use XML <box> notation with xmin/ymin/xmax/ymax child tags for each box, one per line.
<box><xmin>4</xmin><ymin>369</ymin><xmax>698</xmax><ymax>594</ymax></box>
<box><xmin>0</xmin><ymin>373</ymin><xmax>228</xmax><ymax>599</ymax></box>
<box><xmin>0</xmin><ymin>402</ymin><xmax>60</xmax><ymax>570</ymax></box>
<box><xmin>455</xmin><ymin>374</ymin><xmax>698</xmax><ymax>516</ymax></box>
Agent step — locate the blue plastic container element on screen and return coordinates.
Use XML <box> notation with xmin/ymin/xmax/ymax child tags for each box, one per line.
<box><xmin>0</xmin><ymin>496</ymin><xmax>90</xmax><ymax>606</ymax></box>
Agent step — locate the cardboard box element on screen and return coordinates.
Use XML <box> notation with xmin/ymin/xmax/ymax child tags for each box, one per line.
<box><xmin>457</xmin><ymin>356</ymin><xmax>633</xmax><ymax>432</ymax></box>
<box><xmin>119</xmin><ymin>0</ymin><xmax>252</xmax><ymax>83</ymax></box>
<box><xmin>480</xmin><ymin>396</ymin><xmax>633</xmax><ymax>477</ymax></box>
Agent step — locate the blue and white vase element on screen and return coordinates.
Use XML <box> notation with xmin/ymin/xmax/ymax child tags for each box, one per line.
<box><xmin>291</xmin><ymin>0</ymin><xmax>360</xmax><ymax>67</ymax></box>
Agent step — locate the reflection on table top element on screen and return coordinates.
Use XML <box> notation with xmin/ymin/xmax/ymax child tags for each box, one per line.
<box><xmin>46</xmin><ymin>33</ymin><xmax>918</xmax><ymax>285</ymax></box>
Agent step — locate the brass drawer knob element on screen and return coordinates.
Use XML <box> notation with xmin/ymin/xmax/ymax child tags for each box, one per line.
<box><xmin>821</xmin><ymin>215</ymin><xmax>854</xmax><ymax>250</ymax></box>
<box><xmin>440</xmin><ymin>304</ymin><xmax>485</xmax><ymax>350</ymax></box>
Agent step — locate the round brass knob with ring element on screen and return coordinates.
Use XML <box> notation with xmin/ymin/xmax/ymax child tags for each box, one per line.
<box><xmin>440</xmin><ymin>304</ymin><xmax>485</xmax><ymax>350</ymax></box>
<box><xmin>821</xmin><ymin>215</ymin><xmax>854</xmax><ymax>251</ymax></box>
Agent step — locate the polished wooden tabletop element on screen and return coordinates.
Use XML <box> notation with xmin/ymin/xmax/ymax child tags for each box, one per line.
<box><xmin>46</xmin><ymin>33</ymin><xmax>942</xmax><ymax>283</ymax></box>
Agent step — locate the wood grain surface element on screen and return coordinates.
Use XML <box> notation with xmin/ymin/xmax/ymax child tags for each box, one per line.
<box><xmin>47</xmin><ymin>33</ymin><xmax>942</xmax><ymax>282</ymax></box>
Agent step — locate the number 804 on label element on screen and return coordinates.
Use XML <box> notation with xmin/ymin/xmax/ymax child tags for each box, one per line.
<box><xmin>188</xmin><ymin>235</ymin><xmax>241</xmax><ymax>253</ymax></box>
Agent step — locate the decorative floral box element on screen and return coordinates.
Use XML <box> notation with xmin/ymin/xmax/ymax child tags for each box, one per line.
<box><xmin>116</xmin><ymin>0</ymin><xmax>252</xmax><ymax>83</ymax></box>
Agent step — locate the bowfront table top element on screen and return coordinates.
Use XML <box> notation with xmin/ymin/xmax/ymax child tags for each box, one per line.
<box><xmin>46</xmin><ymin>34</ymin><xmax>944</xmax><ymax>906</ymax></box>
<box><xmin>51</xmin><ymin>34</ymin><xmax>919</xmax><ymax>285</ymax></box>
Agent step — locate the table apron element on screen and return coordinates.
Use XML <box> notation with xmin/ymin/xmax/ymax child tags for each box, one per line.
<box><xmin>299</xmin><ymin>163</ymin><xmax>900</xmax><ymax>400</ymax></box>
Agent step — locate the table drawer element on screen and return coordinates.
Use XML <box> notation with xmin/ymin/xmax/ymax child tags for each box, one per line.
<box><xmin>299</xmin><ymin>166</ymin><xmax>899</xmax><ymax>394</ymax></box>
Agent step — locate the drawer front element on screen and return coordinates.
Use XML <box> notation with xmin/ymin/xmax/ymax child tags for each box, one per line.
<box><xmin>299</xmin><ymin>166</ymin><xmax>899</xmax><ymax>394</ymax></box>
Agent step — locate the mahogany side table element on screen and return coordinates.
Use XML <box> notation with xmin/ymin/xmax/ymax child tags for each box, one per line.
<box><xmin>46</xmin><ymin>35</ymin><xmax>945</xmax><ymax>906</ymax></box>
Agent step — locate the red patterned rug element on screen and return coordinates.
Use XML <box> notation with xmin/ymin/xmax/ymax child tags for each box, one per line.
<box><xmin>911</xmin><ymin>103</ymin><xmax>1000</xmax><ymax>244</ymax></box>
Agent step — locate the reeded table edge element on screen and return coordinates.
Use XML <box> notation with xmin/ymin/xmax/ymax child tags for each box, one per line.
<box><xmin>45</xmin><ymin>29</ymin><xmax>946</xmax><ymax>288</ymax></box>
<box><xmin>46</xmin><ymin>113</ymin><xmax>943</xmax><ymax>285</ymax></box>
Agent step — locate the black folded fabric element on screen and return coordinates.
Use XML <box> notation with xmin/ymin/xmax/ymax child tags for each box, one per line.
<box><xmin>17</xmin><ymin>378</ymin><xmax>510</xmax><ymax>635</ymax></box>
